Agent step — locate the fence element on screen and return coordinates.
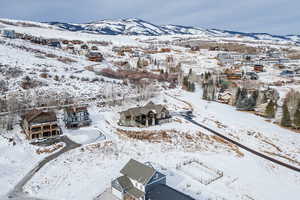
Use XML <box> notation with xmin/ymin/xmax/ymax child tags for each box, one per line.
<box><xmin>176</xmin><ymin>158</ymin><xmax>223</xmax><ymax>185</ymax></box>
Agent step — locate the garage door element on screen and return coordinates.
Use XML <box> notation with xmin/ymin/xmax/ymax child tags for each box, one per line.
<box><xmin>112</xmin><ymin>187</ymin><xmax>123</xmax><ymax>199</ymax></box>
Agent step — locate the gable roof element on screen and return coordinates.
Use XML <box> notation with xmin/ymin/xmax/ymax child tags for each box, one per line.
<box><xmin>24</xmin><ymin>110</ymin><xmax>57</xmax><ymax>124</ymax></box>
<box><xmin>65</xmin><ymin>106</ymin><xmax>88</xmax><ymax>114</ymax></box>
<box><xmin>146</xmin><ymin>184</ymin><xmax>195</xmax><ymax>200</ymax></box>
<box><xmin>116</xmin><ymin>175</ymin><xmax>133</xmax><ymax>191</ymax></box>
<box><xmin>120</xmin><ymin>102</ymin><xmax>167</xmax><ymax>117</ymax></box>
<box><xmin>120</xmin><ymin>159</ymin><xmax>156</xmax><ymax>185</ymax></box>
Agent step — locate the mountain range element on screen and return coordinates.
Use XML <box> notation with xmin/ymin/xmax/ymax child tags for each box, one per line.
<box><xmin>1</xmin><ymin>17</ymin><xmax>299</xmax><ymax>44</ymax></box>
<box><xmin>46</xmin><ymin>18</ymin><xmax>300</xmax><ymax>44</ymax></box>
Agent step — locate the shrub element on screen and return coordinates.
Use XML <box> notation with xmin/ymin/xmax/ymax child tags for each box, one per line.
<box><xmin>281</xmin><ymin>101</ymin><xmax>292</xmax><ymax>127</ymax></box>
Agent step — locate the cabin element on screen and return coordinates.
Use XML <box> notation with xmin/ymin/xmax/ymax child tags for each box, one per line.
<box><xmin>22</xmin><ymin>110</ymin><xmax>61</xmax><ymax>140</ymax></box>
<box><xmin>217</xmin><ymin>91</ymin><xmax>232</xmax><ymax>104</ymax></box>
<box><xmin>71</xmin><ymin>40</ymin><xmax>83</xmax><ymax>45</ymax></box>
<box><xmin>63</xmin><ymin>106</ymin><xmax>91</xmax><ymax>128</ymax></box>
<box><xmin>81</xmin><ymin>44</ymin><xmax>89</xmax><ymax>50</ymax></box>
<box><xmin>91</xmin><ymin>46</ymin><xmax>98</xmax><ymax>51</ymax></box>
<box><xmin>111</xmin><ymin>159</ymin><xmax>194</xmax><ymax>200</ymax></box>
<box><xmin>253</xmin><ymin>64</ymin><xmax>264</xmax><ymax>72</ymax></box>
<box><xmin>119</xmin><ymin>102</ymin><xmax>171</xmax><ymax>127</ymax></box>
<box><xmin>62</xmin><ymin>40</ymin><xmax>69</xmax><ymax>45</ymax></box>
<box><xmin>49</xmin><ymin>41</ymin><xmax>61</xmax><ymax>48</ymax></box>
<box><xmin>86</xmin><ymin>51</ymin><xmax>104</xmax><ymax>62</ymax></box>
<box><xmin>2</xmin><ymin>29</ymin><xmax>16</xmax><ymax>39</ymax></box>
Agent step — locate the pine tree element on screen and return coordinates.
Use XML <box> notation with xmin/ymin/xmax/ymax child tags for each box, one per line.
<box><xmin>137</xmin><ymin>57</ymin><xmax>142</xmax><ymax>68</ymax></box>
<box><xmin>183</xmin><ymin>76</ymin><xmax>189</xmax><ymax>88</ymax></box>
<box><xmin>265</xmin><ymin>100</ymin><xmax>275</xmax><ymax>118</ymax></box>
<box><xmin>281</xmin><ymin>101</ymin><xmax>292</xmax><ymax>127</ymax></box>
<box><xmin>293</xmin><ymin>101</ymin><xmax>300</xmax><ymax>129</ymax></box>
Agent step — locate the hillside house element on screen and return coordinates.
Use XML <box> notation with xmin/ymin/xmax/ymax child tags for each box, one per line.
<box><xmin>119</xmin><ymin>102</ymin><xmax>171</xmax><ymax>127</ymax></box>
<box><xmin>22</xmin><ymin>110</ymin><xmax>61</xmax><ymax>140</ymax></box>
<box><xmin>49</xmin><ymin>41</ymin><xmax>61</xmax><ymax>48</ymax></box>
<box><xmin>81</xmin><ymin>44</ymin><xmax>89</xmax><ymax>50</ymax></box>
<box><xmin>2</xmin><ymin>29</ymin><xmax>16</xmax><ymax>39</ymax></box>
<box><xmin>111</xmin><ymin>159</ymin><xmax>194</xmax><ymax>200</ymax></box>
<box><xmin>253</xmin><ymin>64</ymin><xmax>264</xmax><ymax>72</ymax></box>
<box><xmin>64</xmin><ymin>106</ymin><xmax>91</xmax><ymax>128</ymax></box>
<box><xmin>91</xmin><ymin>46</ymin><xmax>98</xmax><ymax>51</ymax></box>
<box><xmin>217</xmin><ymin>90</ymin><xmax>232</xmax><ymax>104</ymax></box>
<box><xmin>86</xmin><ymin>51</ymin><xmax>104</xmax><ymax>62</ymax></box>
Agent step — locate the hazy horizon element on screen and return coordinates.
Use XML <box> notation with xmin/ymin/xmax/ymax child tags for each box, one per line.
<box><xmin>0</xmin><ymin>0</ymin><xmax>299</xmax><ymax>35</ymax></box>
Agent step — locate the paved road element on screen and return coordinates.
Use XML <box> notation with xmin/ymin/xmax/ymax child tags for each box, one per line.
<box><xmin>182</xmin><ymin>114</ymin><xmax>300</xmax><ymax>173</ymax></box>
<box><xmin>3</xmin><ymin>136</ymin><xmax>81</xmax><ymax>200</ymax></box>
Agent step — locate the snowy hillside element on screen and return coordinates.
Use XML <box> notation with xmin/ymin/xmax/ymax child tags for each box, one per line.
<box><xmin>1</xmin><ymin>17</ymin><xmax>299</xmax><ymax>43</ymax></box>
<box><xmin>0</xmin><ymin>16</ymin><xmax>300</xmax><ymax>200</ymax></box>
<box><xmin>45</xmin><ymin>18</ymin><xmax>300</xmax><ymax>43</ymax></box>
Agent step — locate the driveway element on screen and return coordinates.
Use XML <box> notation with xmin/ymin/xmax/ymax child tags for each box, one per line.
<box><xmin>4</xmin><ymin>136</ymin><xmax>81</xmax><ymax>200</ymax></box>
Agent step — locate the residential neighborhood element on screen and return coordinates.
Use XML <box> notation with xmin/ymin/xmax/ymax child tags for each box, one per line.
<box><xmin>0</xmin><ymin>9</ymin><xmax>300</xmax><ymax>200</ymax></box>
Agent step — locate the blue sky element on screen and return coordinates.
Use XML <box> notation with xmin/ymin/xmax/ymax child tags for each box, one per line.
<box><xmin>0</xmin><ymin>0</ymin><xmax>299</xmax><ymax>35</ymax></box>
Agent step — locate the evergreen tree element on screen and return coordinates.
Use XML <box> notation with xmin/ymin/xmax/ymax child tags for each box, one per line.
<box><xmin>265</xmin><ymin>100</ymin><xmax>275</xmax><ymax>118</ymax></box>
<box><xmin>189</xmin><ymin>82</ymin><xmax>195</xmax><ymax>92</ymax></box>
<box><xmin>281</xmin><ymin>101</ymin><xmax>292</xmax><ymax>127</ymax></box>
<box><xmin>293</xmin><ymin>101</ymin><xmax>300</xmax><ymax>129</ymax></box>
<box><xmin>188</xmin><ymin>68</ymin><xmax>193</xmax><ymax>77</ymax></box>
<box><xmin>202</xmin><ymin>85</ymin><xmax>208</xmax><ymax>100</ymax></box>
<box><xmin>137</xmin><ymin>57</ymin><xmax>142</xmax><ymax>68</ymax></box>
<box><xmin>183</xmin><ymin>76</ymin><xmax>188</xmax><ymax>86</ymax></box>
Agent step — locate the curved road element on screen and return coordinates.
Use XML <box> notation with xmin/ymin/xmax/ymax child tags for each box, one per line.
<box><xmin>182</xmin><ymin>115</ymin><xmax>300</xmax><ymax>173</ymax></box>
<box><xmin>4</xmin><ymin>136</ymin><xmax>81</xmax><ymax>200</ymax></box>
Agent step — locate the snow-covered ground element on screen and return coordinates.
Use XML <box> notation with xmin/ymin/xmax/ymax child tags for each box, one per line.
<box><xmin>15</xmin><ymin>90</ymin><xmax>299</xmax><ymax>200</ymax></box>
<box><xmin>0</xmin><ymin>18</ymin><xmax>300</xmax><ymax>200</ymax></box>
<box><xmin>0</xmin><ymin>126</ymin><xmax>61</xmax><ymax>195</ymax></box>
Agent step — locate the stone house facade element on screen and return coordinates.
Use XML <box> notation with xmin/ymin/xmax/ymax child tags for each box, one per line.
<box><xmin>119</xmin><ymin>102</ymin><xmax>171</xmax><ymax>127</ymax></box>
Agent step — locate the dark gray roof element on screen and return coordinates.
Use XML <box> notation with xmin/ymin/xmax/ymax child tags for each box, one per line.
<box><xmin>117</xmin><ymin>176</ymin><xmax>133</xmax><ymax>191</ymax></box>
<box><xmin>120</xmin><ymin>102</ymin><xmax>166</xmax><ymax>117</ymax></box>
<box><xmin>120</xmin><ymin>159</ymin><xmax>156</xmax><ymax>185</ymax></box>
<box><xmin>146</xmin><ymin>184</ymin><xmax>195</xmax><ymax>200</ymax></box>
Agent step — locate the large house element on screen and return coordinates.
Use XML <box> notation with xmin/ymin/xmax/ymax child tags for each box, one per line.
<box><xmin>63</xmin><ymin>106</ymin><xmax>91</xmax><ymax>128</ymax></box>
<box><xmin>118</xmin><ymin>102</ymin><xmax>171</xmax><ymax>127</ymax></box>
<box><xmin>22</xmin><ymin>110</ymin><xmax>61</xmax><ymax>140</ymax></box>
<box><xmin>111</xmin><ymin>159</ymin><xmax>194</xmax><ymax>200</ymax></box>
<box><xmin>2</xmin><ymin>29</ymin><xmax>16</xmax><ymax>39</ymax></box>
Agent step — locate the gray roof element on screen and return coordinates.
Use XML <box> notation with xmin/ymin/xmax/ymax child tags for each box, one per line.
<box><xmin>120</xmin><ymin>159</ymin><xmax>156</xmax><ymax>185</ymax></box>
<box><xmin>146</xmin><ymin>184</ymin><xmax>195</xmax><ymax>200</ymax></box>
<box><xmin>127</xmin><ymin>187</ymin><xmax>145</xmax><ymax>198</ymax></box>
<box><xmin>116</xmin><ymin>176</ymin><xmax>133</xmax><ymax>191</ymax></box>
<box><xmin>121</xmin><ymin>101</ymin><xmax>166</xmax><ymax>117</ymax></box>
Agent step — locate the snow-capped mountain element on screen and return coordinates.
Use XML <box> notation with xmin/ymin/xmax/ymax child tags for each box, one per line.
<box><xmin>0</xmin><ymin>17</ymin><xmax>299</xmax><ymax>43</ymax></box>
<box><xmin>46</xmin><ymin>18</ymin><xmax>300</xmax><ymax>43</ymax></box>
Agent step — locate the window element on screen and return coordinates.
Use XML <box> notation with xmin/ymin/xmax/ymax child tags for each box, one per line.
<box><xmin>126</xmin><ymin>116</ymin><xmax>131</xmax><ymax>120</ymax></box>
<box><xmin>52</xmin><ymin>124</ymin><xmax>58</xmax><ymax>129</ymax></box>
<box><xmin>31</xmin><ymin>127</ymin><xmax>41</xmax><ymax>132</ymax></box>
<box><xmin>43</xmin><ymin>132</ymin><xmax>51</xmax><ymax>137</ymax></box>
<box><xmin>52</xmin><ymin>131</ymin><xmax>57</xmax><ymax>136</ymax></box>
<box><xmin>32</xmin><ymin>134</ymin><xmax>39</xmax><ymax>139</ymax></box>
